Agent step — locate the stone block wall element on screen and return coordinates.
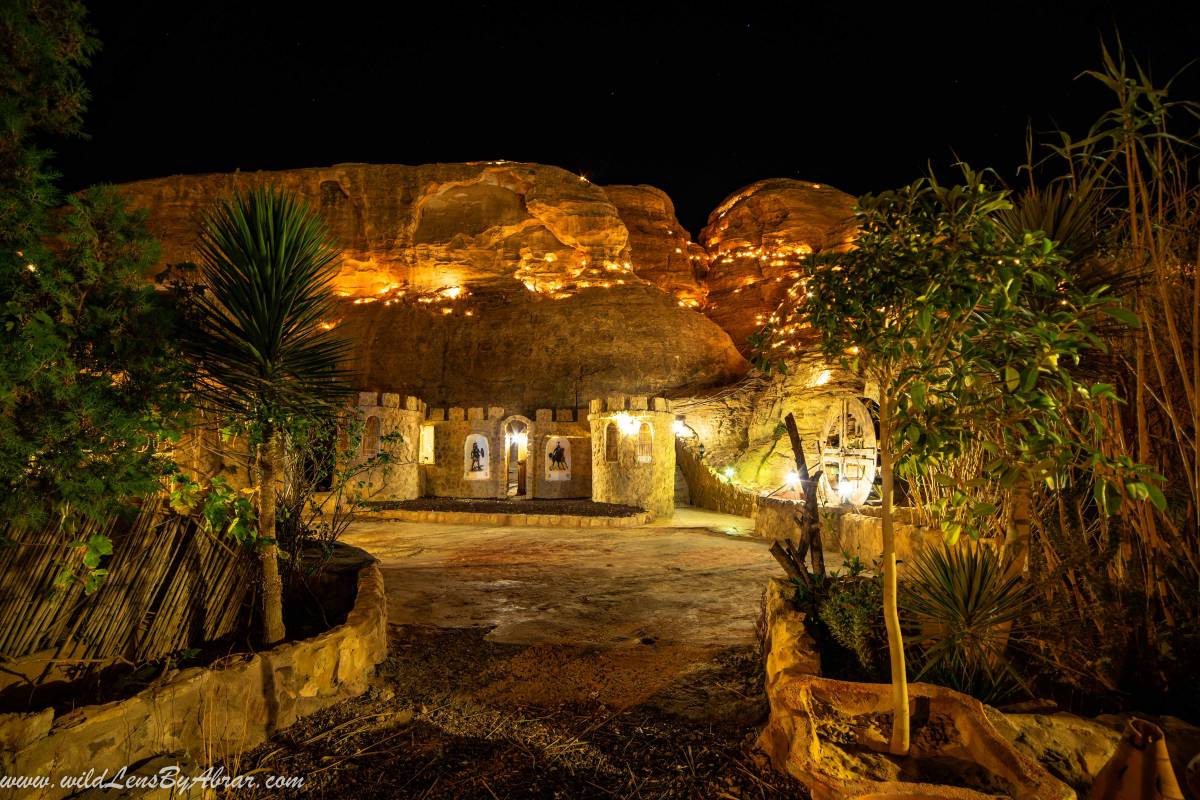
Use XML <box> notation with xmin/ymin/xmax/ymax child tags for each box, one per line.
<box><xmin>826</xmin><ymin>511</ymin><xmax>947</xmax><ymax>569</ymax></box>
<box><xmin>755</xmin><ymin>496</ymin><xmax>804</xmax><ymax>542</ymax></box>
<box><xmin>353</xmin><ymin>392</ymin><xmax>425</xmax><ymax>501</ymax></box>
<box><xmin>421</xmin><ymin>406</ymin><xmax>506</xmax><ymax>498</ymax></box>
<box><xmin>588</xmin><ymin>396</ymin><xmax>675</xmax><ymax>519</ymax></box>
<box><xmin>674</xmin><ymin>439</ymin><xmax>758</xmax><ymax>518</ymax></box>
<box><xmin>528</xmin><ymin>408</ymin><xmax>591</xmax><ymax>499</ymax></box>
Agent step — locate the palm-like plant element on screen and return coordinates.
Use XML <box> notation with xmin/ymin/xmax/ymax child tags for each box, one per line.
<box><xmin>185</xmin><ymin>186</ymin><xmax>352</xmax><ymax>645</ymax></box>
<box><xmin>900</xmin><ymin>545</ymin><xmax>1039</xmax><ymax>703</ymax></box>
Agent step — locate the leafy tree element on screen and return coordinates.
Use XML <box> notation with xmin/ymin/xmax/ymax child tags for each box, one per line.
<box><xmin>181</xmin><ymin>187</ymin><xmax>352</xmax><ymax>645</ymax></box>
<box><xmin>760</xmin><ymin>167</ymin><xmax>1157</xmax><ymax>754</ymax></box>
<box><xmin>0</xmin><ymin>0</ymin><xmax>190</xmax><ymax>582</ymax></box>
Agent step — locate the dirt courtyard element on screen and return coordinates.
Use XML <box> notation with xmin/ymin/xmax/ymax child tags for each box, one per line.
<box><xmin>230</xmin><ymin>508</ymin><xmax>832</xmax><ymax>798</ymax></box>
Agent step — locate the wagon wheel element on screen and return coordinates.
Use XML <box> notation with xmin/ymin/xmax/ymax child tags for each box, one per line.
<box><xmin>818</xmin><ymin>396</ymin><xmax>878</xmax><ymax>506</ymax></box>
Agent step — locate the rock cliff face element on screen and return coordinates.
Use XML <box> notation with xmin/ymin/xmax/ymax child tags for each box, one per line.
<box><xmin>701</xmin><ymin>179</ymin><xmax>856</xmax><ymax>353</ymax></box>
<box><xmin>603</xmin><ymin>184</ymin><xmax>708</xmax><ymax>307</ymax></box>
<box><xmin>115</xmin><ymin>162</ymin><xmax>858</xmax><ymax>414</ymax></box>
<box><xmin>337</xmin><ymin>284</ymin><xmax>746</xmax><ymax>413</ymax></box>
<box><xmin>118</xmin><ymin>161</ymin><xmax>637</xmax><ymax>295</ymax></box>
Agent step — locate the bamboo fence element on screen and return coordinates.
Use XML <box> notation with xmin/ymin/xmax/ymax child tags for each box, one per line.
<box><xmin>0</xmin><ymin>498</ymin><xmax>253</xmax><ymax>678</ymax></box>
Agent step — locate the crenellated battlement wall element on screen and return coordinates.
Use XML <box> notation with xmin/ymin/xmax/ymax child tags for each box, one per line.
<box><xmin>588</xmin><ymin>396</ymin><xmax>676</xmax><ymax>519</ymax></box>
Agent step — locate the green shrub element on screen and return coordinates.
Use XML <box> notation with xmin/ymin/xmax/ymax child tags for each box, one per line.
<box><xmin>817</xmin><ymin>562</ymin><xmax>884</xmax><ymax>672</ymax></box>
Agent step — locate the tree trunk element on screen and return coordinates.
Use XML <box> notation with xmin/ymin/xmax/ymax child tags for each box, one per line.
<box><xmin>257</xmin><ymin>430</ymin><xmax>286</xmax><ymax>646</ymax></box>
<box><xmin>1002</xmin><ymin>481</ymin><xmax>1032</xmax><ymax>584</ymax></box>
<box><xmin>879</xmin><ymin>397</ymin><xmax>910</xmax><ymax>756</ymax></box>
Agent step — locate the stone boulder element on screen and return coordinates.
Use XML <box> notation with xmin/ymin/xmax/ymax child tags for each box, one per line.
<box><xmin>338</xmin><ymin>283</ymin><xmax>748</xmax><ymax>413</ymax></box>
<box><xmin>987</xmin><ymin>711</ymin><xmax>1121</xmax><ymax>798</ymax></box>
<box><xmin>700</xmin><ymin>179</ymin><xmax>856</xmax><ymax>353</ymax></box>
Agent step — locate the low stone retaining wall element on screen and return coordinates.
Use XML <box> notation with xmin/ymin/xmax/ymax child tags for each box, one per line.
<box><xmin>831</xmin><ymin>511</ymin><xmax>945</xmax><ymax>567</ymax></box>
<box><xmin>755</xmin><ymin>500</ymin><xmax>943</xmax><ymax>571</ymax></box>
<box><xmin>0</xmin><ymin>553</ymin><xmax>388</xmax><ymax>799</ymax></box>
<box><xmin>754</xmin><ymin>497</ymin><xmax>805</xmax><ymax>543</ymax></box>
<box><xmin>675</xmin><ymin>441</ymin><xmax>758</xmax><ymax>518</ymax></box>
<box><xmin>359</xmin><ymin>508</ymin><xmax>652</xmax><ymax>528</ymax></box>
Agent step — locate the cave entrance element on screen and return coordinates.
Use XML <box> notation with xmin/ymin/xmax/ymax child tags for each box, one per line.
<box><xmin>502</xmin><ymin>417</ymin><xmax>531</xmax><ymax>499</ymax></box>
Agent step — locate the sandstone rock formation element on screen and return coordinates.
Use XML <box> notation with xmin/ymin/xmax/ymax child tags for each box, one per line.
<box><xmin>116</xmin><ymin>161</ymin><xmax>635</xmax><ymax>296</ymax></box>
<box><xmin>115</xmin><ymin>162</ymin><xmax>863</xmax><ymax>418</ymax></box>
<box><xmin>337</xmin><ymin>284</ymin><xmax>747</xmax><ymax>413</ymax></box>
<box><xmin>604</xmin><ymin>184</ymin><xmax>707</xmax><ymax>307</ymax></box>
<box><xmin>701</xmin><ymin>178</ymin><xmax>856</xmax><ymax>352</ymax></box>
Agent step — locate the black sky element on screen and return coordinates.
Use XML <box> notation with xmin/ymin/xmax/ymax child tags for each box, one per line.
<box><xmin>56</xmin><ymin>1</ymin><xmax>1200</xmax><ymax>235</ymax></box>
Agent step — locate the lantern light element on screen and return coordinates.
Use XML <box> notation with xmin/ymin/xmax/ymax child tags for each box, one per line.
<box><xmin>613</xmin><ymin>412</ymin><xmax>641</xmax><ymax>435</ymax></box>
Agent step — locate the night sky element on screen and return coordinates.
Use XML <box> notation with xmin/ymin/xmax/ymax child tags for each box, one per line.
<box><xmin>56</xmin><ymin>1</ymin><xmax>1200</xmax><ymax>234</ymax></box>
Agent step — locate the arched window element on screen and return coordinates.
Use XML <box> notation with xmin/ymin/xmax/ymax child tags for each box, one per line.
<box><xmin>637</xmin><ymin>422</ymin><xmax>653</xmax><ymax>463</ymax></box>
<box><xmin>362</xmin><ymin>416</ymin><xmax>381</xmax><ymax>458</ymax></box>
<box><xmin>605</xmin><ymin>422</ymin><xmax>619</xmax><ymax>462</ymax></box>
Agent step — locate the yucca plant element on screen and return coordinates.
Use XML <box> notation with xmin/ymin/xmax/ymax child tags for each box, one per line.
<box><xmin>900</xmin><ymin>544</ymin><xmax>1039</xmax><ymax>703</ymax></box>
<box><xmin>183</xmin><ymin>186</ymin><xmax>352</xmax><ymax>645</ymax></box>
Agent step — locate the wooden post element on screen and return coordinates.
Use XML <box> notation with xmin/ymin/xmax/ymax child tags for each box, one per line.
<box><xmin>784</xmin><ymin>413</ymin><xmax>825</xmax><ymax>577</ymax></box>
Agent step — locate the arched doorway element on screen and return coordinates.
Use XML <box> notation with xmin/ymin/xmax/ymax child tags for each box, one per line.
<box><xmin>501</xmin><ymin>415</ymin><xmax>531</xmax><ymax>498</ymax></box>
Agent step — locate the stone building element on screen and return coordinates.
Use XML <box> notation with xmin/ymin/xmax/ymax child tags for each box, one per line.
<box><xmin>355</xmin><ymin>392</ymin><xmax>679</xmax><ymax>520</ymax></box>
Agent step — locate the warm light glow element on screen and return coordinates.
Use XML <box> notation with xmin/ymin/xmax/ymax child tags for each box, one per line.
<box><xmin>838</xmin><ymin>477</ymin><xmax>854</xmax><ymax>502</ymax></box>
<box><xmin>785</xmin><ymin>470</ymin><xmax>800</xmax><ymax>487</ymax></box>
<box><xmin>722</xmin><ymin>466</ymin><xmax>735</xmax><ymax>481</ymax></box>
<box><xmin>673</xmin><ymin>420</ymin><xmax>694</xmax><ymax>437</ymax></box>
<box><xmin>814</xmin><ymin>369</ymin><xmax>831</xmax><ymax>386</ymax></box>
<box><xmin>440</xmin><ymin>286</ymin><xmax>463</xmax><ymax>299</ymax></box>
<box><xmin>613</xmin><ymin>412</ymin><xmax>641</xmax><ymax>436</ymax></box>
<box><xmin>505</xmin><ymin>431</ymin><xmax>528</xmax><ymax>449</ymax></box>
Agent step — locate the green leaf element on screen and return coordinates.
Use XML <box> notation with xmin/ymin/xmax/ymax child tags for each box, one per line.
<box><xmin>910</xmin><ymin>381</ymin><xmax>927</xmax><ymax>411</ymax></box>
<box><xmin>1004</xmin><ymin>366</ymin><xmax>1020</xmax><ymax>392</ymax></box>
<box><xmin>1101</xmin><ymin>305</ymin><xmax>1141</xmax><ymax>328</ymax></box>
<box><xmin>87</xmin><ymin>534</ymin><xmax>113</xmax><ymax>557</ymax></box>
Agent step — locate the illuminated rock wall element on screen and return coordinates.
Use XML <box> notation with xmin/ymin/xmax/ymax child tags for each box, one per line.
<box><xmin>701</xmin><ymin>179</ymin><xmax>856</xmax><ymax>354</ymax></box>
<box><xmin>588</xmin><ymin>396</ymin><xmax>676</xmax><ymax>519</ymax></box>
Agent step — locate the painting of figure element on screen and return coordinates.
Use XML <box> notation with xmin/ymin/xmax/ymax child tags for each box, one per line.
<box><xmin>464</xmin><ymin>434</ymin><xmax>490</xmax><ymax>480</ymax></box>
<box><xmin>545</xmin><ymin>437</ymin><xmax>571</xmax><ymax>481</ymax></box>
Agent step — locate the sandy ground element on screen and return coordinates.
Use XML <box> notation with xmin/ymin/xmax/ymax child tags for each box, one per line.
<box><xmin>230</xmin><ymin>508</ymin><xmax>836</xmax><ymax>798</ymax></box>
<box><xmin>341</xmin><ymin>506</ymin><xmax>793</xmax><ymax>651</ymax></box>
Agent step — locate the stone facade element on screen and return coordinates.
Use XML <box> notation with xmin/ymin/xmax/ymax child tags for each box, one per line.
<box><xmin>421</xmin><ymin>406</ymin><xmax>508</xmax><ymax>498</ymax></box>
<box><xmin>353</xmin><ymin>391</ymin><xmax>425</xmax><ymax>501</ymax></box>
<box><xmin>419</xmin><ymin>406</ymin><xmax>592</xmax><ymax>500</ymax></box>
<box><xmin>528</xmin><ymin>408</ymin><xmax>592</xmax><ymax>500</ymax></box>
<box><xmin>588</xmin><ymin>396</ymin><xmax>676</xmax><ymax>519</ymax></box>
